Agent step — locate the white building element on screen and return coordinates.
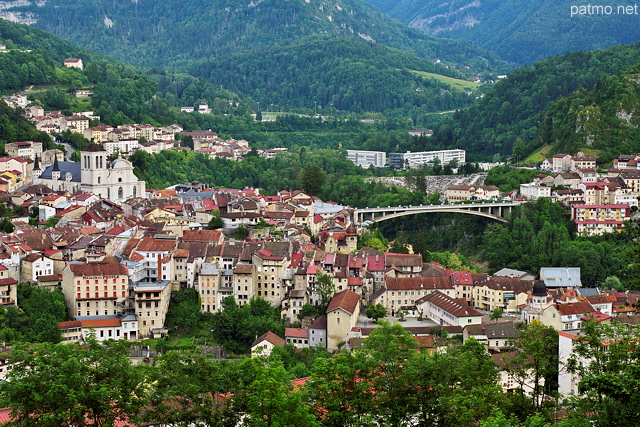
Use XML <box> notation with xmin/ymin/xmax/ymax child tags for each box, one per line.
<box><xmin>346</xmin><ymin>150</ymin><xmax>387</xmax><ymax>169</ymax></box>
<box><xmin>519</xmin><ymin>183</ymin><xmax>551</xmax><ymax>200</ymax></box>
<box><xmin>388</xmin><ymin>149</ymin><xmax>465</xmax><ymax>170</ymax></box>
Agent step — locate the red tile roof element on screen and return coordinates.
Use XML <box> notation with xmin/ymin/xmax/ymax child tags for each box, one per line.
<box><xmin>252</xmin><ymin>331</ymin><xmax>286</xmax><ymax>348</ymax></box>
<box><xmin>422</xmin><ymin>291</ymin><xmax>482</xmax><ymax>318</ymax></box>
<box><xmin>326</xmin><ymin>290</ymin><xmax>360</xmax><ymax>315</ymax></box>
<box><xmin>285</xmin><ymin>328</ymin><xmax>309</xmax><ymax>338</ymax></box>
<box><xmin>69</xmin><ymin>262</ymin><xmax>128</xmax><ymax>277</ymax></box>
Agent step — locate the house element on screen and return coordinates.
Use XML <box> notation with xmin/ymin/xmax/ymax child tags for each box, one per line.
<box><xmin>519</xmin><ymin>183</ymin><xmax>551</xmax><ymax>200</ymax></box>
<box><xmin>473</xmin><ymin>277</ymin><xmax>532</xmax><ymax>312</ymax></box>
<box><xmin>418</xmin><ymin>291</ymin><xmax>482</xmax><ymax>327</ymax></box>
<box><xmin>483</xmin><ymin>321</ymin><xmax>519</xmax><ymax>352</ymax></box>
<box><xmin>571</xmin><ymin>204</ymin><xmax>630</xmax><ymax>236</ymax></box>
<box><xmin>285</xmin><ymin>328</ymin><xmax>310</xmax><ymax>348</ymax></box>
<box><xmin>63</xmin><ymin>58</ymin><xmax>83</xmax><ymax>69</ymax></box>
<box><xmin>251</xmin><ymin>331</ymin><xmax>286</xmax><ymax>357</ymax></box>
<box><xmin>541</xmin><ymin>301</ymin><xmax>595</xmax><ymax>332</ymax></box>
<box><xmin>540</xmin><ymin>158</ymin><xmax>552</xmax><ymax>171</ymax></box>
<box><xmin>130</xmin><ymin>279</ymin><xmax>171</xmax><ymax>338</ymax></box>
<box><xmin>61</xmin><ymin>261</ymin><xmax>130</xmax><ymax>319</ymax></box>
<box><xmin>198</xmin><ymin>262</ymin><xmax>221</xmax><ymax>313</ymax></box>
<box><xmin>20</xmin><ymin>253</ymin><xmax>54</xmax><ymax>282</ymax></box>
<box><xmin>326</xmin><ymin>290</ymin><xmax>361</xmax><ymax>351</ymax></box>
<box><xmin>309</xmin><ymin>315</ymin><xmax>327</xmax><ymax>348</ymax></box>
<box><xmin>492</xmin><ymin>352</ymin><xmax>539</xmax><ymax>396</ymax></box>
<box><xmin>571</xmin><ymin>156</ymin><xmax>597</xmax><ymax>171</ymax></box>
<box><xmin>552</xmin><ymin>154</ymin><xmax>572</xmax><ymax>173</ymax></box>
<box><xmin>373</xmin><ymin>276</ymin><xmax>455</xmax><ymax>316</ymax></box>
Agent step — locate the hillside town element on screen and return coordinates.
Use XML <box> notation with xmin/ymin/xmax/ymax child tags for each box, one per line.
<box><xmin>0</xmin><ymin>138</ymin><xmax>633</xmax><ymax>403</ymax></box>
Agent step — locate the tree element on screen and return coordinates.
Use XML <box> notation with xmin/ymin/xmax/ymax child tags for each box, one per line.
<box><xmin>362</xmin><ymin>321</ymin><xmax>418</xmax><ymax>425</ymax></box>
<box><xmin>3</xmin><ymin>338</ymin><xmax>147</xmax><ymax>426</ymax></box>
<box><xmin>299</xmin><ymin>163</ymin><xmax>325</xmax><ymax>196</ymax></box>
<box><xmin>235</xmin><ymin>225</ymin><xmax>248</xmax><ymax>240</ymax></box>
<box><xmin>143</xmin><ymin>351</ymin><xmax>237</xmax><ymax>426</ymax></box>
<box><xmin>566</xmin><ymin>321</ymin><xmax>640</xmax><ymax>425</ymax></box>
<box><xmin>314</xmin><ymin>272</ymin><xmax>335</xmax><ymax>311</ymax></box>
<box><xmin>500</xmin><ymin>321</ymin><xmax>558</xmax><ymax>418</ymax></box>
<box><xmin>229</xmin><ymin>358</ymin><xmax>319</xmax><ymax>427</ymax></box>
<box><xmin>43</xmin><ymin>217</ymin><xmax>59</xmax><ymax>229</ymax></box>
<box><xmin>207</xmin><ymin>210</ymin><xmax>223</xmax><ymax>229</ymax></box>
<box><xmin>365</xmin><ymin>303</ymin><xmax>387</xmax><ymax>322</ymax></box>
<box><xmin>255</xmin><ymin>109</ymin><xmax>263</xmax><ymax>122</ymax></box>
<box><xmin>210</xmin><ymin>296</ymin><xmax>285</xmax><ymax>354</ymax></box>
<box><xmin>180</xmin><ymin>134</ymin><xmax>194</xmax><ymax>149</ymax></box>
<box><xmin>490</xmin><ymin>307</ymin><xmax>503</xmax><ymax>322</ymax></box>
<box><xmin>602</xmin><ymin>276</ymin><xmax>624</xmax><ymax>291</ymax></box>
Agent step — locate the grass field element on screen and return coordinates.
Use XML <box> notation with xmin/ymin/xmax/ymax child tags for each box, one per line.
<box><xmin>408</xmin><ymin>70</ymin><xmax>481</xmax><ymax>91</ymax></box>
<box><xmin>525</xmin><ymin>145</ymin><xmax>553</xmax><ymax>164</ymax></box>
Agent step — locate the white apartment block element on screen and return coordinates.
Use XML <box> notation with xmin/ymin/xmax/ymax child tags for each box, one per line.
<box><xmin>346</xmin><ymin>150</ymin><xmax>387</xmax><ymax>168</ymax></box>
<box><xmin>388</xmin><ymin>149</ymin><xmax>465</xmax><ymax>170</ymax></box>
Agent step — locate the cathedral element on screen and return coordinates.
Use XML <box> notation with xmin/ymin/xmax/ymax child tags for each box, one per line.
<box><xmin>33</xmin><ymin>143</ymin><xmax>146</xmax><ymax>202</ymax></box>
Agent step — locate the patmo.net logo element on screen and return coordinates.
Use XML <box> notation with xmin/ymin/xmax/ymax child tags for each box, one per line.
<box><xmin>570</xmin><ymin>3</ymin><xmax>639</xmax><ymax>16</ymax></box>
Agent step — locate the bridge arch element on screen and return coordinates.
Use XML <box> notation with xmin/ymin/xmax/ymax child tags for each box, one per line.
<box><xmin>355</xmin><ymin>202</ymin><xmax>523</xmax><ymax>225</ymax></box>
<box><xmin>367</xmin><ymin>209</ymin><xmax>508</xmax><ymax>223</ymax></box>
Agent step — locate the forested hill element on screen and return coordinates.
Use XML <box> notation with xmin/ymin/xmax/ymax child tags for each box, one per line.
<box><xmin>430</xmin><ymin>43</ymin><xmax>640</xmax><ymax>161</ymax></box>
<box><xmin>191</xmin><ymin>36</ymin><xmax>479</xmax><ymax>113</ymax></box>
<box><xmin>363</xmin><ymin>0</ymin><xmax>640</xmax><ymax>66</ymax></box>
<box><xmin>3</xmin><ymin>0</ymin><xmax>505</xmax><ymax>71</ymax></box>
<box><xmin>540</xmin><ymin>66</ymin><xmax>640</xmax><ymax>162</ymax></box>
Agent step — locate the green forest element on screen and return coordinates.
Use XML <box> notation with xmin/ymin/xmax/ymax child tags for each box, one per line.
<box><xmin>430</xmin><ymin>44</ymin><xmax>640</xmax><ymax>160</ymax></box>
<box><xmin>14</xmin><ymin>0</ymin><xmax>505</xmax><ymax>71</ymax></box>
<box><xmin>191</xmin><ymin>36</ymin><xmax>481</xmax><ymax>114</ymax></box>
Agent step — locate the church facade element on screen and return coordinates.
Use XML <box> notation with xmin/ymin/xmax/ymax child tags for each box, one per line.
<box><xmin>33</xmin><ymin>143</ymin><xmax>146</xmax><ymax>202</ymax></box>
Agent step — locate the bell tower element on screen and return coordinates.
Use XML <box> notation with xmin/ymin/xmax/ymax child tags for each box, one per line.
<box><xmin>80</xmin><ymin>143</ymin><xmax>107</xmax><ymax>187</ymax></box>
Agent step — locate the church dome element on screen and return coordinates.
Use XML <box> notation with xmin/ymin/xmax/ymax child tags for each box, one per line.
<box><xmin>532</xmin><ymin>280</ymin><xmax>547</xmax><ymax>297</ymax></box>
<box><xmin>110</xmin><ymin>157</ymin><xmax>132</xmax><ymax>169</ymax></box>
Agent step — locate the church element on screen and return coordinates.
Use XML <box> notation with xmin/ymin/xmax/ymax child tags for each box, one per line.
<box><xmin>33</xmin><ymin>143</ymin><xmax>146</xmax><ymax>202</ymax></box>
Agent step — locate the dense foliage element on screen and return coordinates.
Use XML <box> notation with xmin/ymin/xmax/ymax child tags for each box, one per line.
<box><xmin>5</xmin><ymin>320</ymin><xmax>632</xmax><ymax>425</ymax></box>
<box><xmin>485</xmin><ymin>166</ymin><xmax>548</xmax><ymax>192</ymax></box>
<box><xmin>210</xmin><ymin>296</ymin><xmax>286</xmax><ymax>354</ymax></box>
<box><xmin>430</xmin><ymin>44</ymin><xmax>640</xmax><ymax>160</ymax></box>
<box><xmin>0</xmin><ymin>285</ymin><xmax>68</xmax><ymax>344</ymax></box>
<box><xmin>365</xmin><ymin>0</ymin><xmax>640</xmax><ymax>66</ymax></box>
<box><xmin>192</xmin><ymin>36</ymin><xmax>480</xmax><ymax>114</ymax></box>
<box><xmin>482</xmin><ymin>199</ymin><xmax>631</xmax><ymax>285</ymax></box>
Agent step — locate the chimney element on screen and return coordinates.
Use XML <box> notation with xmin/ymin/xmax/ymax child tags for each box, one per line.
<box><xmin>157</xmin><ymin>253</ymin><xmax>162</xmax><ymax>282</ymax></box>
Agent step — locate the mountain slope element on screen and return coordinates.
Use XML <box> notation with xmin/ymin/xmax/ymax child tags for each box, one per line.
<box><xmin>541</xmin><ymin>68</ymin><xmax>640</xmax><ymax>161</ymax></box>
<box><xmin>2</xmin><ymin>0</ymin><xmax>506</xmax><ymax>71</ymax></box>
<box><xmin>191</xmin><ymin>36</ymin><xmax>479</xmax><ymax>113</ymax></box>
<box><xmin>363</xmin><ymin>0</ymin><xmax>640</xmax><ymax>65</ymax></box>
<box><xmin>429</xmin><ymin>43</ymin><xmax>640</xmax><ymax>159</ymax></box>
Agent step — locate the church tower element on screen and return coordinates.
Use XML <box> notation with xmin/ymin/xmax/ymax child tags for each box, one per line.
<box><xmin>51</xmin><ymin>155</ymin><xmax>60</xmax><ymax>181</ymax></box>
<box><xmin>80</xmin><ymin>143</ymin><xmax>107</xmax><ymax>187</ymax></box>
<box><xmin>32</xmin><ymin>155</ymin><xmax>42</xmax><ymax>180</ymax></box>
<box><xmin>531</xmin><ymin>280</ymin><xmax>548</xmax><ymax>309</ymax></box>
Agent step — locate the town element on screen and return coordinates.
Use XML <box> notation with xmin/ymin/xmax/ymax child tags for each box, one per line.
<box><xmin>0</xmin><ymin>52</ymin><xmax>635</xmax><ymax>427</ymax></box>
